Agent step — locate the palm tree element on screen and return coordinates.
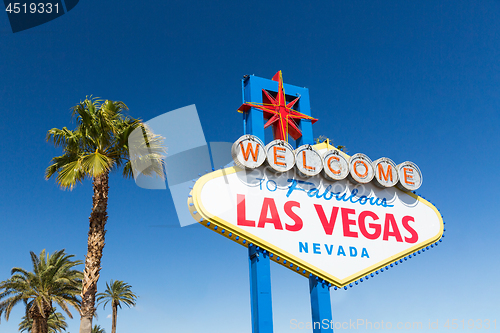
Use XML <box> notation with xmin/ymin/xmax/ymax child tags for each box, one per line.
<box><xmin>19</xmin><ymin>311</ymin><xmax>68</xmax><ymax>333</ymax></box>
<box><xmin>96</xmin><ymin>280</ymin><xmax>137</xmax><ymax>333</ymax></box>
<box><xmin>91</xmin><ymin>324</ymin><xmax>105</xmax><ymax>333</ymax></box>
<box><xmin>0</xmin><ymin>249</ymin><xmax>82</xmax><ymax>333</ymax></box>
<box><xmin>45</xmin><ymin>97</ymin><xmax>164</xmax><ymax>333</ymax></box>
<box><xmin>314</xmin><ymin>135</ymin><xmax>329</xmax><ymax>145</ymax></box>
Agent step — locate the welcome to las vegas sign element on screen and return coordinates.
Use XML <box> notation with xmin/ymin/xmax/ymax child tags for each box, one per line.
<box><xmin>188</xmin><ymin>136</ymin><xmax>443</xmax><ymax>287</ymax></box>
<box><xmin>188</xmin><ymin>71</ymin><xmax>443</xmax><ymax>287</ymax></box>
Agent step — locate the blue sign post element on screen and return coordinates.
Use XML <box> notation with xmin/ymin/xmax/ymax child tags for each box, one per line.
<box><xmin>241</xmin><ymin>73</ymin><xmax>333</xmax><ymax>333</ymax></box>
<box><xmin>249</xmin><ymin>246</ymin><xmax>273</xmax><ymax>333</ymax></box>
<box><xmin>309</xmin><ymin>277</ymin><xmax>334</xmax><ymax>333</ymax></box>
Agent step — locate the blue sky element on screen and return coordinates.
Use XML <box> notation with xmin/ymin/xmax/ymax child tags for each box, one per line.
<box><xmin>1</xmin><ymin>1</ymin><xmax>499</xmax><ymax>332</ymax></box>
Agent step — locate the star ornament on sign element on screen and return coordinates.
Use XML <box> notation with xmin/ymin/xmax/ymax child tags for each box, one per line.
<box><xmin>238</xmin><ymin>71</ymin><xmax>318</xmax><ymax>141</ymax></box>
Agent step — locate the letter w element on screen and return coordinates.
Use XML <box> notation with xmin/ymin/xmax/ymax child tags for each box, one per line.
<box><xmin>314</xmin><ymin>205</ymin><xmax>339</xmax><ymax>235</ymax></box>
<box><xmin>240</xmin><ymin>142</ymin><xmax>259</xmax><ymax>162</ymax></box>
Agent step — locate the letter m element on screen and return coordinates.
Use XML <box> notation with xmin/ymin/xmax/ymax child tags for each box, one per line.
<box><xmin>378</xmin><ymin>163</ymin><xmax>393</xmax><ymax>182</ymax></box>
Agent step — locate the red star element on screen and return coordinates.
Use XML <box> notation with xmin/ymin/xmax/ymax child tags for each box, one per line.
<box><xmin>238</xmin><ymin>71</ymin><xmax>318</xmax><ymax>141</ymax></box>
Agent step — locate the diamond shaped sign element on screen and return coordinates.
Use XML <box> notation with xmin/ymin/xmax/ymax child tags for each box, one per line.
<box><xmin>188</xmin><ymin>144</ymin><xmax>443</xmax><ymax>287</ymax></box>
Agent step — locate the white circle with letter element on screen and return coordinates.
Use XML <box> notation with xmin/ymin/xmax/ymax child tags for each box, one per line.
<box><xmin>372</xmin><ymin>157</ymin><xmax>399</xmax><ymax>187</ymax></box>
<box><xmin>396</xmin><ymin>161</ymin><xmax>422</xmax><ymax>191</ymax></box>
<box><xmin>349</xmin><ymin>153</ymin><xmax>374</xmax><ymax>184</ymax></box>
<box><xmin>295</xmin><ymin>145</ymin><xmax>323</xmax><ymax>177</ymax></box>
<box><xmin>231</xmin><ymin>135</ymin><xmax>266</xmax><ymax>169</ymax></box>
<box><xmin>322</xmin><ymin>149</ymin><xmax>349</xmax><ymax>181</ymax></box>
<box><xmin>265</xmin><ymin>140</ymin><xmax>295</xmax><ymax>172</ymax></box>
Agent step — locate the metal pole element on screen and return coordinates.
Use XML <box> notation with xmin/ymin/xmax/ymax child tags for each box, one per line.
<box><xmin>309</xmin><ymin>276</ymin><xmax>334</xmax><ymax>333</ymax></box>
<box><xmin>249</xmin><ymin>246</ymin><xmax>274</xmax><ymax>333</ymax></box>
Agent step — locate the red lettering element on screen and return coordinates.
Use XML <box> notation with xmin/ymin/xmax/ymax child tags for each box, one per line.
<box><xmin>240</xmin><ymin>142</ymin><xmax>260</xmax><ymax>162</ymax></box>
<box><xmin>358</xmin><ymin>210</ymin><xmax>381</xmax><ymax>240</ymax></box>
<box><xmin>402</xmin><ymin>216</ymin><xmax>418</xmax><ymax>243</ymax></box>
<box><xmin>284</xmin><ymin>201</ymin><xmax>302</xmax><ymax>232</ymax></box>
<box><xmin>383</xmin><ymin>213</ymin><xmax>403</xmax><ymax>242</ymax></box>
<box><xmin>273</xmin><ymin>147</ymin><xmax>286</xmax><ymax>166</ymax></box>
<box><xmin>404</xmin><ymin>167</ymin><xmax>414</xmax><ymax>185</ymax></box>
<box><xmin>238</xmin><ymin>196</ymin><xmax>416</xmax><ymax>244</ymax></box>
<box><xmin>327</xmin><ymin>156</ymin><xmax>341</xmax><ymax>175</ymax></box>
<box><xmin>314</xmin><ymin>205</ymin><xmax>339</xmax><ymax>235</ymax></box>
<box><xmin>257</xmin><ymin>198</ymin><xmax>283</xmax><ymax>230</ymax></box>
<box><xmin>237</xmin><ymin>194</ymin><xmax>255</xmax><ymax>227</ymax></box>
<box><xmin>341</xmin><ymin>208</ymin><xmax>358</xmax><ymax>238</ymax></box>
<box><xmin>302</xmin><ymin>151</ymin><xmax>315</xmax><ymax>171</ymax></box>
<box><xmin>354</xmin><ymin>160</ymin><xmax>368</xmax><ymax>178</ymax></box>
<box><xmin>378</xmin><ymin>163</ymin><xmax>393</xmax><ymax>182</ymax></box>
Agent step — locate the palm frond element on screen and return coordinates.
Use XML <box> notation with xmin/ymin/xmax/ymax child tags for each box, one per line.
<box><xmin>96</xmin><ymin>280</ymin><xmax>137</xmax><ymax>310</ymax></box>
<box><xmin>81</xmin><ymin>152</ymin><xmax>114</xmax><ymax>178</ymax></box>
<box><xmin>92</xmin><ymin>324</ymin><xmax>106</xmax><ymax>333</ymax></box>
<box><xmin>55</xmin><ymin>160</ymin><xmax>85</xmax><ymax>189</ymax></box>
<box><xmin>46</xmin><ymin>127</ymin><xmax>77</xmax><ymax>148</ymax></box>
<box><xmin>0</xmin><ymin>249</ymin><xmax>82</xmax><ymax>324</ymax></box>
<box><xmin>47</xmin><ymin>97</ymin><xmax>165</xmax><ymax>189</ymax></box>
<box><xmin>19</xmin><ymin>311</ymin><xmax>68</xmax><ymax>333</ymax></box>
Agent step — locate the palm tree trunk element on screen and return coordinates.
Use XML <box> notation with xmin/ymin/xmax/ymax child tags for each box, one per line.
<box><xmin>112</xmin><ymin>301</ymin><xmax>118</xmax><ymax>333</ymax></box>
<box><xmin>31</xmin><ymin>316</ymin><xmax>48</xmax><ymax>333</ymax></box>
<box><xmin>30</xmin><ymin>302</ymin><xmax>52</xmax><ymax>333</ymax></box>
<box><xmin>79</xmin><ymin>172</ymin><xmax>109</xmax><ymax>333</ymax></box>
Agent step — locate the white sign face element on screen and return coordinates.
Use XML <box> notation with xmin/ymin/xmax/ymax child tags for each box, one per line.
<box><xmin>189</xmin><ymin>160</ymin><xmax>443</xmax><ymax>287</ymax></box>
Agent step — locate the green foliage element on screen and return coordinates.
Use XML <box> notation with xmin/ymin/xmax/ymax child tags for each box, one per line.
<box><xmin>19</xmin><ymin>311</ymin><xmax>68</xmax><ymax>333</ymax></box>
<box><xmin>46</xmin><ymin>97</ymin><xmax>165</xmax><ymax>189</ymax></box>
<box><xmin>91</xmin><ymin>324</ymin><xmax>106</xmax><ymax>333</ymax></box>
<box><xmin>314</xmin><ymin>135</ymin><xmax>329</xmax><ymax>144</ymax></box>
<box><xmin>314</xmin><ymin>136</ymin><xmax>348</xmax><ymax>152</ymax></box>
<box><xmin>0</xmin><ymin>249</ymin><xmax>82</xmax><ymax>322</ymax></box>
<box><xmin>96</xmin><ymin>280</ymin><xmax>137</xmax><ymax>310</ymax></box>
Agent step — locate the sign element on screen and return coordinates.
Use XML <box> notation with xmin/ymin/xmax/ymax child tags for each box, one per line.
<box><xmin>188</xmin><ymin>140</ymin><xmax>443</xmax><ymax>287</ymax></box>
<box><xmin>232</xmin><ymin>135</ymin><xmax>423</xmax><ymax>191</ymax></box>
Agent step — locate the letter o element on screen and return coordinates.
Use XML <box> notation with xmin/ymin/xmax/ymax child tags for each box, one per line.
<box><xmin>349</xmin><ymin>153</ymin><xmax>374</xmax><ymax>184</ymax></box>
